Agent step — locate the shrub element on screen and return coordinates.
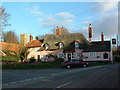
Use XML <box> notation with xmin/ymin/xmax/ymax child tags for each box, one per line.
<box><xmin>29</xmin><ymin>56</ymin><xmax>36</xmax><ymax>63</ymax></box>
<box><xmin>115</xmin><ymin>55</ymin><xmax>120</xmax><ymax>62</ymax></box>
<box><xmin>53</xmin><ymin>58</ymin><xmax>64</xmax><ymax>64</ymax></box>
<box><xmin>2</xmin><ymin>55</ymin><xmax>20</xmax><ymax>61</ymax></box>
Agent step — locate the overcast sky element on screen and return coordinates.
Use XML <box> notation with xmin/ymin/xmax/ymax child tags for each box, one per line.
<box><xmin>2</xmin><ymin>0</ymin><xmax>118</xmax><ymax>41</ymax></box>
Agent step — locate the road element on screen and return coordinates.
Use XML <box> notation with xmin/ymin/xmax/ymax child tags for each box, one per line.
<box><xmin>2</xmin><ymin>63</ymin><xmax>120</xmax><ymax>89</ymax></box>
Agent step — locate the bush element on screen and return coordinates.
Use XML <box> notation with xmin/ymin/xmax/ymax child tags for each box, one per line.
<box><xmin>29</xmin><ymin>57</ymin><xmax>36</xmax><ymax>63</ymax></box>
<box><xmin>2</xmin><ymin>55</ymin><xmax>20</xmax><ymax>61</ymax></box>
<box><xmin>115</xmin><ymin>55</ymin><xmax>120</xmax><ymax>62</ymax></box>
<box><xmin>53</xmin><ymin>58</ymin><xmax>64</xmax><ymax>64</ymax></box>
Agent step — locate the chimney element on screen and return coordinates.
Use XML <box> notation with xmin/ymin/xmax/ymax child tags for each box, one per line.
<box><xmin>55</xmin><ymin>26</ymin><xmax>60</xmax><ymax>35</ymax></box>
<box><xmin>101</xmin><ymin>32</ymin><xmax>104</xmax><ymax>44</ymax></box>
<box><xmin>30</xmin><ymin>34</ymin><xmax>33</xmax><ymax>42</ymax></box>
<box><xmin>88</xmin><ymin>24</ymin><xmax>92</xmax><ymax>42</ymax></box>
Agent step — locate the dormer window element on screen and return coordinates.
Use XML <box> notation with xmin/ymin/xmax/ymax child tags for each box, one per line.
<box><xmin>45</xmin><ymin>43</ymin><xmax>50</xmax><ymax>50</ymax></box>
<box><xmin>59</xmin><ymin>42</ymin><xmax>64</xmax><ymax>49</ymax></box>
<box><xmin>75</xmin><ymin>41</ymin><xmax>79</xmax><ymax>49</ymax></box>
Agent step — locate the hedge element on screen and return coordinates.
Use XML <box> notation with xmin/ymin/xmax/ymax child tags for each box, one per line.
<box><xmin>2</xmin><ymin>55</ymin><xmax>21</xmax><ymax>61</ymax></box>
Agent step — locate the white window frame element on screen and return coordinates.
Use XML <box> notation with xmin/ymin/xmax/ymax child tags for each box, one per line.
<box><xmin>89</xmin><ymin>52</ymin><xmax>96</xmax><ymax>57</ymax></box>
<box><xmin>75</xmin><ymin>41</ymin><xmax>79</xmax><ymax>49</ymax></box>
<box><xmin>45</xmin><ymin>44</ymin><xmax>50</xmax><ymax>50</ymax></box>
<box><xmin>76</xmin><ymin>53</ymin><xmax>81</xmax><ymax>58</ymax></box>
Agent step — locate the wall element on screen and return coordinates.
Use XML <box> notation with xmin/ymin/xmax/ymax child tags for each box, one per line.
<box><xmin>20</xmin><ymin>34</ymin><xmax>28</xmax><ymax>46</ymax></box>
<box><xmin>74</xmin><ymin>49</ymin><xmax>83</xmax><ymax>59</ymax></box>
<box><xmin>27</xmin><ymin>47</ymin><xmax>40</xmax><ymax>60</ymax></box>
<box><xmin>82</xmin><ymin>51</ymin><xmax>111</xmax><ymax>61</ymax></box>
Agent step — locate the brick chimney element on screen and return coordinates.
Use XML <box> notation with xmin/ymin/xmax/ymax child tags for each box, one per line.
<box><xmin>88</xmin><ymin>24</ymin><xmax>92</xmax><ymax>42</ymax></box>
<box><xmin>55</xmin><ymin>26</ymin><xmax>61</xmax><ymax>35</ymax></box>
<box><xmin>101</xmin><ymin>32</ymin><xmax>104</xmax><ymax>44</ymax></box>
<box><xmin>30</xmin><ymin>34</ymin><xmax>33</xmax><ymax>42</ymax></box>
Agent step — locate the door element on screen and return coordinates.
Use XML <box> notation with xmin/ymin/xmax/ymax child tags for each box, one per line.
<box><xmin>37</xmin><ymin>55</ymin><xmax>40</xmax><ymax>61</ymax></box>
<box><xmin>67</xmin><ymin>53</ymin><xmax>72</xmax><ymax>60</ymax></box>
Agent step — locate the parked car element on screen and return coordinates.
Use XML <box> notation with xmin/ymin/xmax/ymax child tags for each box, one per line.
<box><xmin>62</xmin><ymin>59</ymin><xmax>88</xmax><ymax>69</ymax></box>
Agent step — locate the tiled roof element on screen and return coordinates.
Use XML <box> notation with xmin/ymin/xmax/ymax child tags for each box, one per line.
<box><xmin>27</xmin><ymin>40</ymin><xmax>43</xmax><ymax>48</ymax></box>
<box><xmin>42</xmin><ymin>33</ymin><xmax>89</xmax><ymax>50</ymax></box>
<box><xmin>83</xmin><ymin>41</ymin><xmax>111</xmax><ymax>52</ymax></box>
<box><xmin>0</xmin><ymin>50</ymin><xmax>6</xmax><ymax>56</ymax></box>
<box><xmin>0</xmin><ymin>42</ymin><xmax>20</xmax><ymax>52</ymax></box>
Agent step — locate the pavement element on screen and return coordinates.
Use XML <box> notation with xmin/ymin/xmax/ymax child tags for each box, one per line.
<box><xmin>2</xmin><ymin>63</ymin><xmax>120</xmax><ymax>89</ymax></box>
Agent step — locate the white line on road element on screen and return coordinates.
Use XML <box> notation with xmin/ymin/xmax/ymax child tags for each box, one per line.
<box><xmin>3</xmin><ymin>84</ymin><xmax>9</xmax><ymax>86</ymax></box>
<box><xmin>33</xmin><ymin>78</ymin><xmax>38</xmax><ymax>80</ymax></box>
<box><xmin>10</xmin><ymin>82</ymin><xmax>17</xmax><ymax>84</ymax></box>
<box><xmin>19</xmin><ymin>80</ymin><xmax>25</xmax><ymax>83</ymax></box>
<box><xmin>25</xmin><ymin>79</ymin><xmax>32</xmax><ymax>81</ymax></box>
<box><xmin>39</xmin><ymin>77</ymin><xmax>43</xmax><ymax>78</ymax></box>
<box><xmin>56</xmin><ymin>81</ymin><xmax>73</xmax><ymax>88</ymax></box>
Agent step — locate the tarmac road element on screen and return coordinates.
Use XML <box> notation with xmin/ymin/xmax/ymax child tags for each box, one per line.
<box><xmin>2</xmin><ymin>63</ymin><xmax>120</xmax><ymax>89</ymax></box>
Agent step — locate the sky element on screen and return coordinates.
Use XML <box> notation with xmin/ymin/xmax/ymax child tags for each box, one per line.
<box><xmin>1</xmin><ymin>1</ymin><xmax>118</xmax><ymax>42</ymax></box>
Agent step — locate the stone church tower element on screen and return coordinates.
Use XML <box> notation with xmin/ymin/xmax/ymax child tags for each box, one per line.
<box><xmin>20</xmin><ymin>34</ymin><xmax>28</xmax><ymax>46</ymax></box>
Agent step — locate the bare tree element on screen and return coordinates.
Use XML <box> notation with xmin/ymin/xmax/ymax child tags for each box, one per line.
<box><xmin>4</xmin><ymin>31</ymin><xmax>19</xmax><ymax>44</ymax></box>
<box><xmin>18</xmin><ymin>45</ymin><xmax>30</xmax><ymax>61</ymax></box>
<box><xmin>0</xmin><ymin>7</ymin><xmax>11</xmax><ymax>41</ymax></box>
<box><xmin>37</xmin><ymin>35</ymin><xmax>44</xmax><ymax>40</ymax></box>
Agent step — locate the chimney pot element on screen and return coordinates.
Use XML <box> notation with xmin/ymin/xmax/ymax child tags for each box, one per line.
<box><xmin>30</xmin><ymin>34</ymin><xmax>33</xmax><ymax>42</ymax></box>
<box><xmin>88</xmin><ymin>24</ymin><xmax>92</xmax><ymax>42</ymax></box>
<box><xmin>101</xmin><ymin>32</ymin><xmax>104</xmax><ymax>44</ymax></box>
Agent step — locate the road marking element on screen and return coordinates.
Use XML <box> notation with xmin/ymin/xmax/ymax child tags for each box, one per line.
<box><xmin>10</xmin><ymin>82</ymin><xmax>17</xmax><ymax>84</ymax></box>
<box><xmin>3</xmin><ymin>84</ymin><xmax>9</xmax><ymax>86</ymax></box>
<box><xmin>51</xmin><ymin>73</ymin><xmax>56</xmax><ymax>76</ymax></box>
<box><xmin>39</xmin><ymin>77</ymin><xmax>43</xmax><ymax>78</ymax></box>
<box><xmin>56</xmin><ymin>82</ymin><xmax>73</xmax><ymax>88</ymax></box>
<box><xmin>19</xmin><ymin>80</ymin><xmax>25</xmax><ymax>83</ymax></box>
<box><xmin>25</xmin><ymin>79</ymin><xmax>32</xmax><ymax>81</ymax></box>
<box><xmin>33</xmin><ymin>78</ymin><xmax>38</xmax><ymax>80</ymax></box>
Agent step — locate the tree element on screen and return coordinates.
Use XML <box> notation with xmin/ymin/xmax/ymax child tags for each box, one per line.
<box><xmin>35</xmin><ymin>36</ymin><xmax>40</xmax><ymax>40</ymax></box>
<box><xmin>18</xmin><ymin>46</ymin><xmax>30</xmax><ymax>61</ymax></box>
<box><xmin>0</xmin><ymin>7</ymin><xmax>11</xmax><ymax>41</ymax></box>
<box><xmin>37</xmin><ymin>35</ymin><xmax>44</xmax><ymax>40</ymax></box>
<box><xmin>4</xmin><ymin>31</ymin><xmax>19</xmax><ymax>44</ymax></box>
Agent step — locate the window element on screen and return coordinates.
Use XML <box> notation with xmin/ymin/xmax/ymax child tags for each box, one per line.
<box><xmin>58</xmin><ymin>54</ymin><xmax>64</xmax><ymax>58</ymax></box>
<box><xmin>45</xmin><ymin>44</ymin><xmax>50</xmax><ymax>50</ymax></box>
<box><xmin>75</xmin><ymin>41</ymin><xmax>79</xmax><ymax>49</ymax></box>
<box><xmin>59</xmin><ymin>42</ymin><xmax>64</xmax><ymax>49</ymax></box>
<box><xmin>97</xmin><ymin>56</ymin><xmax>100</xmax><ymax>58</ymax></box>
<box><xmin>32</xmin><ymin>48</ymin><xmax>35</xmax><ymax>51</ymax></box>
<box><xmin>76</xmin><ymin>53</ymin><xmax>81</xmax><ymax>58</ymax></box>
<box><xmin>89</xmin><ymin>52</ymin><xmax>96</xmax><ymax>57</ymax></box>
<box><xmin>31</xmin><ymin>55</ymin><xmax>35</xmax><ymax>58</ymax></box>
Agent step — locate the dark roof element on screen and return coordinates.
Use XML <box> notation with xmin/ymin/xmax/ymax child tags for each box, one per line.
<box><xmin>42</xmin><ymin>33</ymin><xmax>89</xmax><ymax>50</ymax></box>
<box><xmin>83</xmin><ymin>41</ymin><xmax>111</xmax><ymax>52</ymax></box>
<box><xmin>27</xmin><ymin>40</ymin><xmax>42</xmax><ymax>48</ymax></box>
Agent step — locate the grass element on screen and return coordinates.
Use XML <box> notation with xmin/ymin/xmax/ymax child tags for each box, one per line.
<box><xmin>2</xmin><ymin>58</ymin><xmax>119</xmax><ymax>69</ymax></box>
<box><xmin>88</xmin><ymin>62</ymin><xmax>112</xmax><ymax>67</ymax></box>
<box><xmin>2</xmin><ymin>62</ymin><xmax>63</xmax><ymax>69</ymax></box>
<box><xmin>2</xmin><ymin>61</ymin><xmax>112</xmax><ymax>70</ymax></box>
